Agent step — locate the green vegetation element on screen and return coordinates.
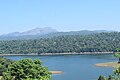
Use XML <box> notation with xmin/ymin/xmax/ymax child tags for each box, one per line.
<box><xmin>0</xmin><ymin>76</ymin><xmax>2</xmax><ymax>80</ymax></box>
<box><xmin>96</xmin><ymin>48</ymin><xmax>120</xmax><ymax>68</ymax></box>
<box><xmin>0</xmin><ymin>57</ymin><xmax>13</xmax><ymax>76</ymax></box>
<box><xmin>114</xmin><ymin>48</ymin><xmax>120</xmax><ymax>63</ymax></box>
<box><xmin>114</xmin><ymin>53</ymin><xmax>120</xmax><ymax>63</ymax></box>
<box><xmin>98</xmin><ymin>76</ymin><xmax>106</xmax><ymax>80</ymax></box>
<box><xmin>2</xmin><ymin>58</ymin><xmax>51</xmax><ymax>80</ymax></box>
<box><xmin>0</xmin><ymin>32</ymin><xmax>120</xmax><ymax>54</ymax></box>
<box><xmin>98</xmin><ymin>67</ymin><xmax>120</xmax><ymax>80</ymax></box>
<box><xmin>98</xmin><ymin>49</ymin><xmax>120</xmax><ymax>80</ymax></box>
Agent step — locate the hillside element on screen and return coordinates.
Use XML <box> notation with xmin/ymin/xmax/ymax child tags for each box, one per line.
<box><xmin>0</xmin><ymin>32</ymin><xmax>119</xmax><ymax>54</ymax></box>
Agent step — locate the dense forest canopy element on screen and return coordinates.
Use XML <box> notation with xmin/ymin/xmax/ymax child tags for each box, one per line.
<box><xmin>0</xmin><ymin>32</ymin><xmax>120</xmax><ymax>54</ymax></box>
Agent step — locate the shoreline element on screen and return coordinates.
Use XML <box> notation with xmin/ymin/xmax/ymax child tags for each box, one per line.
<box><xmin>95</xmin><ymin>62</ymin><xmax>120</xmax><ymax>68</ymax></box>
<box><xmin>0</xmin><ymin>52</ymin><xmax>113</xmax><ymax>56</ymax></box>
<box><xmin>50</xmin><ymin>71</ymin><xmax>63</xmax><ymax>74</ymax></box>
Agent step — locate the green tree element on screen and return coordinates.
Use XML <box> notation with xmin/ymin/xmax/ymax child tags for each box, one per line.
<box><xmin>0</xmin><ymin>57</ymin><xmax>13</xmax><ymax>76</ymax></box>
<box><xmin>98</xmin><ymin>67</ymin><xmax>120</xmax><ymax>80</ymax></box>
<box><xmin>113</xmin><ymin>67</ymin><xmax>120</xmax><ymax>78</ymax></box>
<box><xmin>108</xmin><ymin>75</ymin><xmax>114</xmax><ymax>80</ymax></box>
<box><xmin>98</xmin><ymin>75</ymin><xmax>106</xmax><ymax>80</ymax></box>
<box><xmin>114</xmin><ymin>52</ymin><xmax>120</xmax><ymax>63</ymax></box>
<box><xmin>2</xmin><ymin>58</ymin><xmax>51</xmax><ymax>80</ymax></box>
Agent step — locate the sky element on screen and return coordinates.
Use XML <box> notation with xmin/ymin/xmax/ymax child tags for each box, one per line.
<box><xmin>0</xmin><ymin>0</ymin><xmax>120</xmax><ymax>34</ymax></box>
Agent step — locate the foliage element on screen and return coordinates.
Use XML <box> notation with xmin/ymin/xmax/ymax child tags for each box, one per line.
<box><xmin>98</xmin><ymin>68</ymin><xmax>120</xmax><ymax>80</ymax></box>
<box><xmin>98</xmin><ymin>51</ymin><xmax>120</xmax><ymax>80</ymax></box>
<box><xmin>2</xmin><ymin>58</ymin><xmax>51</xmax><ymax>80</ymax></box>
<box><xmin>113</xmin><ymin>67</ymin><xmax>120</xmax><ymax>76</ymax></box>
<box><xmin>114</xmin><ymin>52</ymin><xmax>120</xmax><ymax>63</ymax></box>
<box><xmin>114</xmin><ymin>53</ymin><xmax>120</xmax><ymax>58</ymax></box>
<box><xmin>98</xmin><ymin>75</ymin><xmax>106</xmax><ymax>80</ymax></box>
<box><xmin>0</xmin><ymin>57</ymin><xmax>13</xmax><ymax>76</ymax></box>
<box><xmin>0</xmin><ymin>32</ymin><xmax>120</xmax><ymax>54</ymax></box>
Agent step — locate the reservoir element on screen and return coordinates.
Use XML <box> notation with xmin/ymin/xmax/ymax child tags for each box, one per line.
<box><xmin>4</xmin><ymin>54</ymin><xmax>116</xmax><ymax>80</ymax></box>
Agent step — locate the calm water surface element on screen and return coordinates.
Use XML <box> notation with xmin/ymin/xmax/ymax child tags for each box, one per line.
<box><xmin>4</xmin><ymin>54</ymin><xmax>116</xmax><ymax>80</ymax></box>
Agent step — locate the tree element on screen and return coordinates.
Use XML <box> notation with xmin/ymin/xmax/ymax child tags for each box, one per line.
<box><xmin>114</xmin><ymin>52</ymin><xmax>120</xmax><ymax>63</ymax></box>
<box><xmin>113</xmin><ymin>67</ymin><xmax>120</xmax><ymax>76</ymax></box>
<box><xmin>98</xmin><ymin>67</ymin><xmax>120</xmax><ymax>80</ymax></box>
<box><xmin>98</xmin><ymin>75</ymin><xmax>106</xmax><ymax>80</ymax></box>
<box><xmin>2</xmin><ymin>58</ymin><xmax>51</xmax><ymax>80</ymax></box>
<box><xmin>108</xmin><ymin>75</ymin><xmax>114</xmax><ymax>80</ymax></box>
<box><xmin>0</xmin><ymin>57</ymin><xmax>13</xmax><ymax>76</ymax></box>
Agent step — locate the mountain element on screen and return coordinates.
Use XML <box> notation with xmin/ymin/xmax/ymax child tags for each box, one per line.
<box><xmin>0</xmin><ymin>29</ymin><xmax>116</xmax><ymax>40</ymax></box>
<box><xmin>1</xmin><ymin>27</ymin><xmax>58</xmax><ymax>37</ymax></box>
<box><xmin>44</xmin><ymin>30</ymin><xmax>116</xmax><ymax>37</ymax></box>
<box><xmin>2</xmin><ymin>32</ymin><xmax>21</xmax><ymax>37</ymax></box>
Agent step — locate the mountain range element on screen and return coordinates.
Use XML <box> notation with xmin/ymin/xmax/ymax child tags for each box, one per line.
<box><xmin>1</xmin><ymin>27</ymin><xmax>58</xmax><ymax>37</ymax></box>
<box><xmin>0</xmin><ymin>27</ymin><xmax>117</xmax><ymax>40</ymax></box>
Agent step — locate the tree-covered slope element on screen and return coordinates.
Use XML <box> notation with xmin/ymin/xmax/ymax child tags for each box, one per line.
<box><xmin>0</xmin><ymin>32</ymin><xmax>120</xmax><ymax>54</ymax></box>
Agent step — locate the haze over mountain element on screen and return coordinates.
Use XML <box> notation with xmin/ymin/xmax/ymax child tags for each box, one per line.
<box><xmin>1</xmin><ymin>27</ymin><xmax>58</xmax><ymax>37</ymax></box>
<box><xmin>0</xmin><ymin>27</ymin><xmax>117</xmax><ymax>40</ymax></box>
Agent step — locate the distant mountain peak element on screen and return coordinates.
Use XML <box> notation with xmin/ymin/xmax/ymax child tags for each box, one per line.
<box><xmin>1</xmin><ymin>27</ymin><xmax>58</xmax><ymax>37</ymax></box>
<box><xmin>21</xmin><ymin>27</ymin><xmax>57</xmax><ymax>35</ymax></box>
<box><xmin>0</xmin><ymin>28</ymin><xmax>117</xmax><ymax>39</ymax></box>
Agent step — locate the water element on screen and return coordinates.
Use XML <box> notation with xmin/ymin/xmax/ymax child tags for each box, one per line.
<box><xmin>4</xmin><ymin>54</ymin><xmax>117</xmax><ymax>80</ymax></box>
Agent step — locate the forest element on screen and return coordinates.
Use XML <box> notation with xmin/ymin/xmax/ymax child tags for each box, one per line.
<box><xmin>0</xmin><ymin>32</ymin><xmax>120</xmax><ymax>54</ymax></box>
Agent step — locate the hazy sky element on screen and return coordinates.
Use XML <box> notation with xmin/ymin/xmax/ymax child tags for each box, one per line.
<box><xmin>0</xmin><ymin>0</ymin><xmax>120</xmax><ymax>34</ymax></box>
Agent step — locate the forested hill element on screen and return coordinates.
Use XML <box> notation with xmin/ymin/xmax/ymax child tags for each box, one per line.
<box><xmin>0</xmin><ymin>32</ymin><xmax>120</xmax><ymax>54</ymax></box>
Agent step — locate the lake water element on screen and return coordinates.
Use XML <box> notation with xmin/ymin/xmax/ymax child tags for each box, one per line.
<box><xmin>4</xmin><ymin>54</ymin><xmax>117</xmax><ymax>80</ymax></box>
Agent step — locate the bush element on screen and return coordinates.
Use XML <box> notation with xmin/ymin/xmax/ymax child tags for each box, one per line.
<box><xmin>2</xmin><ymin>58</ymin><xmax>51</xmax><ymax>80</ymax></box>
<box><xmin>0</xmin><ymin>57</ymin><xmax>13</xmax><ymax>76</ymax></box>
